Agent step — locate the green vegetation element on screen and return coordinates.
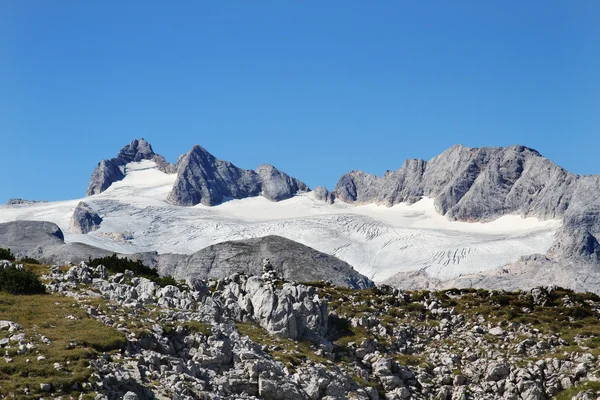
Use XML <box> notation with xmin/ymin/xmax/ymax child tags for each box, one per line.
<box><xmin>554</xmin><ymin>380</ymin><xmax>600</xmax><ymax>400</ymax></box>
<box><xmin>0</xmin><ymin>293</ymin><xmax>126</xmax><ymax>398</ymax></box>
<box><xmin>88</xmin><ymin>253</ymin><xmax>156</xmax><ymax>276</ymax></box>
<box><xmin>0</xmin><ymin>247</ymin><xmax>15</xmax><ymax>261</ymax></box>
<box><xmin>18</xmin><ymin>256</ymin><xmax>40</xmax><ymax>265</ymax></box>
<box><xmin>0</xmin><ymin>266</ymin><xmax>46</xmax><ymax>294</ymax></box>
<box><xmin>88</xmin><ymin>253</ymin><xmax>184</xmax><ymax>288</ymax></box>
<box><xmin>182</xmin><ymin>321</ymin><xmax>213</xmax><ymax>336</ymax></box>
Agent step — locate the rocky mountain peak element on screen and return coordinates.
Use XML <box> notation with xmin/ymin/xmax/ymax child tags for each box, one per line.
<box><xmin>168</xmin><ymin>145</ymin><xmax>309</xmax><ymax>206</ymax></box>
<box><xmin>332</xmin><ymin>143</ymin><xmax>600</xmax><ymax>269</ymax></box>
<box><xmin>115</xmin><ymin>138</ymin><xmax>155</xmax><ymax>163</ymax></box>
<box><xmin>86</xmin><ymin>138</ymin><xmax>174</xmax><ymax>196</ymax></box>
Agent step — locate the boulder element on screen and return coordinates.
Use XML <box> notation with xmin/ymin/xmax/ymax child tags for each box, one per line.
<box><xmin>70</xmin><ymin>202</ymin><xmax>102</xmax><ymax>234</ymax></box>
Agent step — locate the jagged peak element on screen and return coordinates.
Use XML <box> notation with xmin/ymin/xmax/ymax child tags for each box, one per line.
<box><xmin>87</xmin><ymin>138</ymin><xmax>174</xmax><ymax>196</ymax></box>
<box><xmin>116</xmin><ymin>138</ymin><xmax>156</xmax><ymax>164</ymax></box>
<box><xmin>182</xmin><ymin>144</ymin><xmax>219</xmax><ymax>164</ymax></box>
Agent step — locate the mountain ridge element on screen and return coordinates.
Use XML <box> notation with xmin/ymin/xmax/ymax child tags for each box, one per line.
<box><xmin>69</xmin><ymin>139</ymin><xmax>600</xmax><ymax>277</ymax></box>
<box><xmin>2</xmin><ymin>139</ymin><xmax>599</xmax><ymax>293</ymax></box>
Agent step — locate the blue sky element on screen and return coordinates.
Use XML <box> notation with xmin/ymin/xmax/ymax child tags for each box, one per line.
<box><xmin>1</xmin><ymin>1</ymin><xmax>599</xmax><ymax>202</ymax></box>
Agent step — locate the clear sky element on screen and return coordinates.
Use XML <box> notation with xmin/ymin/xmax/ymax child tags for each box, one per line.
<box><xmin>1</xmin><ymin>1</ymin><xmax>598</xmax><ymax>202</ymax></box>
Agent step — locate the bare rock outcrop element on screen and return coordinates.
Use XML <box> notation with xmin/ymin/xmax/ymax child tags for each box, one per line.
<box><xmin>86</xmin><ymin>138</ymin><xmax>175</xmax><ymax>196</ymax></box>
<box><xmin>334</xmin><ymin>144</ymin><xmax>600</xmax><ymax>267</ymax></box>
<box><xmin>167</xmin><ymin>145</ymin><xmax>308</xmax><ymax>206</ymax></box>
<box><xmin>0</xmin><ymin>220</ymin><xmax>149</xmax><ymax>266</ymax></box>
<box><xmin>221</xmin><ymin>274</ymin><xmax>328</xmax><ymax>341</ymax></box>
<box><xmin>159</xmin><ymin>235</ymin><xmax>373</xmax><ymax>289</ymax></box>
<box><xmin>334</xmin><ymin>145</ymin><xmax>577</xmax><ymax>220</ymax></box>
<box><xmin>69</xmin><ymin>202</ymin><xmax>102</xmax><ymax>234</ymax></box>
<box><xmin>313</xmin><ymin>186</ymin><xmax>334</xmax><ymax>204</ymax></box>
<box><xmin>6</xmin><ymin>199</ymin><xmax>48</xmax><ymax>205</ymax></box>
<box><xmin>255</xmin><ymin>163</ymin><xmax>309</xmax><ymax>202</ymax></box>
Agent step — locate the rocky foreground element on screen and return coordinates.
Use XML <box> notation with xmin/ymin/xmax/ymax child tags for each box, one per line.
<box><xmin>2</xmin><ymin>262</ymin><xmax>600</xmax><ymax>399</ymax></box>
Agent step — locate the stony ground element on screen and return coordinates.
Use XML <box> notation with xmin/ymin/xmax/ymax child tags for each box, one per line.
<box><xmin>2</xmin><ymin>262</ymin><xmax>600</xmax><ymax>399</ymax></box>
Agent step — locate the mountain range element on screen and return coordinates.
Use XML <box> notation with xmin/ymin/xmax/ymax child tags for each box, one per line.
<box><xmin>1</xmin><ymin>138</ymin><xmax>599</xmax><ymax>292</ymax></box>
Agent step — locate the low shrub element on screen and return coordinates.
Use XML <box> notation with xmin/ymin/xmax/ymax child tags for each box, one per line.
<box><xmin>0</xmin><ymin>266</ymin><xmax>46</xmax><ymax>294</ymax></box>
<box><xmin>0</xmin><ymin>248</ymin><xmax>15</xmax><ymax>261</ymax></box>
<box><xmin>88</xmin><ymin>254</ymin><xmax>157</xmax><ymax>277</ymax></box>
<box><xmin>88</xmin><ymin>254</ymin><xmax>182</xmax><ymax>288</ymax></box>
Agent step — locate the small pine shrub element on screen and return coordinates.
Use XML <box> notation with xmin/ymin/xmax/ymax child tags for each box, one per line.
<box><xmin>0</xmin><ymin>266</ymin><xmax>46</xmax><ymax>294</ymax></box>
<box><xmin>0</xmin><ymin>248</ymin><xmax>15</xmax><ymax>261</ymax></box>
<box><xmin>18</xmin><ymin>256</ymin><xmax>40</xmax><ymax>265</ymax></box>
<box><xmin>88</xmin><ymin>254</ymin><xmax>158</xmax><ymax>277</ymax></box>
<box><xmin>568</xmin><ymin>305</ymin><xmax>593</xmax><ymax>319</ymax></box>
<box><xmin>88</xmin><ymin>254</ymin><xmax>180</xmax><ymax>288</ymax></box>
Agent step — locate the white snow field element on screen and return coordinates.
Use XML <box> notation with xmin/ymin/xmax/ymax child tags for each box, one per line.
<box><xmin>0</xmin><ymin>161</ymin><xmax>562</xmax><ymax>283</ymax></box>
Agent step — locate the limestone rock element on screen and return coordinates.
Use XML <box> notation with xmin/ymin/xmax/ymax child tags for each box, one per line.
<box><xmin>313</xmin><ymin>186</ymin><xmax>334</xmax><ymax>204</ymax></box>
<box><xmin>168</xmin><ymin>145</ymin><xmax>309</xmax><ymax>206</ymax></box>
<box><xmin>333</xmin><ymin>144</ymin><xmax>600</xmax><ymax>269</ymax></box>
<box><xmin>86</xmin><ymin>159</ymin><xmax>125</xmax><ymax>196</ymax></box>
<box><xmin>159</xmin><ymin>235</ymin><xmax>373</xmax><ymax>289</ymax></box>
<box><xmin>70</xmin><ymin>202</ymin><xmax>103</xmax><ymax>234</ymax></box>
<box><xmin>6</xmin><ymin>198</ymin><xmax>47</xmax><ymax>205</ymax></box>
<box><xmin>221</xmin><ymin>275</ymin><xmax>328</xmax><ymax>341</ymax></box>
<box><xmin>86</xmin><ymin>138</ymin><xmax>175</xmax><ymax>196</ymax></box>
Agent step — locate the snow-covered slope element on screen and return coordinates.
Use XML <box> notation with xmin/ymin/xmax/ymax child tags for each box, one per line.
<box><xmin>0</xmin><ymin>160</ymin><xmax>561</xmax><ymax>283</ymax></box>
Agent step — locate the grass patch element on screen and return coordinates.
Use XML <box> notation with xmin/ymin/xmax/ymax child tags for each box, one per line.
<box><xmin>18</xmin><ymin>256</ymin><xmax>40</xmax><ymax>265</ymax></box>
<box><xmin>554</xmin><ymin>380</ymin><xmax>600</xmax><ymax>400</ymax></box>
<box><xmin>393</xmin><ymin>353</ymin><xmax>425</xmax><ymax>367</ymax></box>
<box><xmin>0</xmin><ymin>292</ymin><xmax>125</xmax><ymax>398</ymax></box>
<box><xmin>182</xmin><ymin>321</ymin><xmax>213</xmax><ymax>336</ymax></box>
<box><xmin>334</xmin><ymin>325</ymin><xmax>372</xmax><ymax>348</ymax></box>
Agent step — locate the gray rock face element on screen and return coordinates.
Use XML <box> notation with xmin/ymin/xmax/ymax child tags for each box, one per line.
<box><xmin>86</xmin><ymin>159</ymin><xmax>125</xmax><ymax>196</ymax></box>
<box><xmin>116</xmin><ymin>138</ymin><xmax>155</xmax><ymax>163</ymax></box>
<box><xmin>255</xmin><ymin>163</ymin><xmax>309</xmax><ymax>202</ymax></box>
<box><xmin>168</xmin><ymin>145</ymin><xmax>309</xmax><ymax>206</ymax></box>
<box><xmin>86</xmin><ymin>138</ymin><xmax>175</xmax><ymax>196</ymax></box>
<box><xmin>159</xmin><ymin>235</ymin><xmax>373</xmax><ymax>289</ymax></box>
<box><xmin>69</xmin><ymin>202</ymin><xmax>102</xmax><ymax>234</ymax></box>
<box><xmin>334</xmin><ymin>145</ymin><xmax>576</xmax><ymax>220</ymax></box>
<box><xmin>0</xmin><ymin>221</ymin><xmax>64</xmax><ymax>251</ymax></box>
<box><xmin>313</xmin><ymin>186</ymin><xmax>334</xmax><ymax>204</ymax></box>
<box><xmin>334</xmin><ymin>144</ymin><xmax>600</xmax><ymax>266</ymax></box>
<box><xmin>6</xmin><ymin>199</ymin><xmax>47</xmax><ymax>205</ymax></box>
<box><xmin>222</xmin><ymin>275</ymin><xmax>328</xmax><ymax>341</ymax></box>
<box><xmin>167</xmin><ymin>145</ymin><xmax>261</xmax><ymax>206</ymax></box>
<box><xmin>548</xmin><ymin>175</ymin><xmax>600</xmax><ymax>262</ymax></box>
